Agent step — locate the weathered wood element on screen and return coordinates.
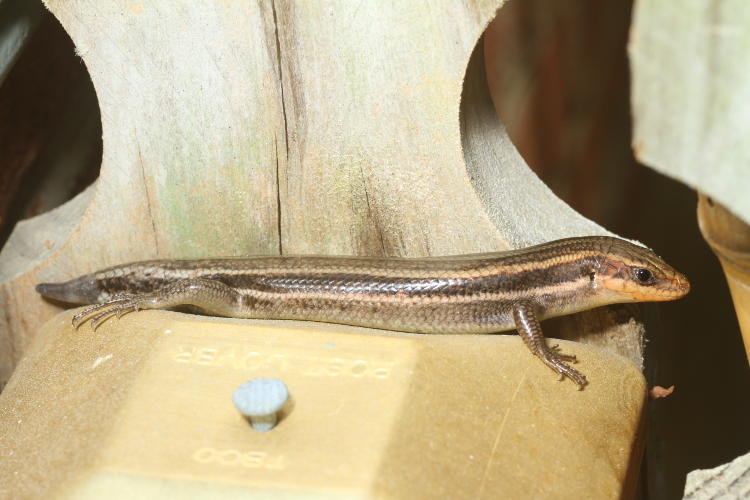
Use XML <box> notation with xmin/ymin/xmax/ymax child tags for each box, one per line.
<box><xmin>0</xmin><ymin>1</ymin><xmax>644</xmax><ymax>386</ymax></box>
<box><xmin>698</xmin><ymin>194</ymin><xmax>750</xmax><ymax>363</ymax></box>
<box><xmin>683</xmin><ymin>450</ymin><xmax>750</xmax><ymax>499</ymax></box>
<box><xmin>0</xmin><ymin>1</ymin><xmax>655</xmax><ymax>495</ymax></box>
<box><xmin>630</xmin><ymin>4</ymin><xmax>750</xmax><ymax>498</ymax></box>
<box><xmin>630</xmin><ymin>0</ymin><xmax>750</xmax><ymax>224</ymax></box>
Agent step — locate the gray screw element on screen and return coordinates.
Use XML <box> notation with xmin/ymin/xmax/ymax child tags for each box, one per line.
<box><xmin>232</xmin><ymin>378</ymin><xmax>289</xmax><ymax>432</ymax></box>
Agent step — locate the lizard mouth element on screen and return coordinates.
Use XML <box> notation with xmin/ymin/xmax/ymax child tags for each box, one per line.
<box><xmin>676</xmin><ymin>276</ymin><xmax>691</xmax><ymax>296</ymax></box>
<box><xmin>630</xmin><ymin>275</ymin><xmax>690</xmax><ymax>302</ymax></box>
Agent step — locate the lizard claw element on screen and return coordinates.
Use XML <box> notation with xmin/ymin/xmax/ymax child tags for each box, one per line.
<box><xmin>549</xmin><ymin>343</ymin><xmax>577</xmax><ymax>363</ymax></box>
<box><xmin>72</xmin><ymin>297</ymin><xmax>131</xmax><ymax>328</ymax></box>
<box><xmin>540</xmin><ymin>345</ymin><xmax>587</xmax><ymax>389</ymax></box>
<box><xmin>72</xmin><ymin>296</ymin><xmax>140</xmax><ymax>329</ymax></box>
<box><xmin>90</xmin><ymin>310</ymin><xmax>117</xmax><ymax>330</ymax></box>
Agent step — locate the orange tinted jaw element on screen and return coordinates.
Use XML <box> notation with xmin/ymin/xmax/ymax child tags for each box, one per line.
<box><xmin>597</xmin><ymin>258</ymin><xmax>691</xmax><ymax>303</ymax></box>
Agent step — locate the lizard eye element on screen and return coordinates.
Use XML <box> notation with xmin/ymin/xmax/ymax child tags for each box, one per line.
<box><xmin>634</xmin><ymin>268</ymin><xmax>653</xmax><ymax>284</ymax></box>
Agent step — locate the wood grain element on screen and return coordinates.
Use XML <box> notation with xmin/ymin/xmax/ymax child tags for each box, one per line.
<box><xmin>630</xmin><ymin>0</ymin><xmax>750</xmax><ymax>224</ymax></box>
<box><xmin>0</xmin><ymin>0</ymin><xmax>644</xmax><ymax>386</ymax></box>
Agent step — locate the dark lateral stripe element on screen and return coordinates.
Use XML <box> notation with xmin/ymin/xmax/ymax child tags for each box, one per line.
<box><xmin>213</xmin><ymin>259</ymin><xmax>594</xmax><ymax>298</ymax></box>
<box><xmin>93</xmin><ymin>252</ymin><xmax>601</xmax><ymax>305</ymax></box>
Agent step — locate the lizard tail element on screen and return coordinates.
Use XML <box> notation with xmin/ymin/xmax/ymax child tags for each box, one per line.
<box><xmin>36</xmin><ymin>274</ymin><xmax>101</xmax><ymax>304</ymax></box>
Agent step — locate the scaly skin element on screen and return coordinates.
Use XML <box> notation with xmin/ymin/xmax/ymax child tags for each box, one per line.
<box><xmin>36</xmin><ymin>236</ymin><xmax>690</xmax><ymax>389</ymax></box>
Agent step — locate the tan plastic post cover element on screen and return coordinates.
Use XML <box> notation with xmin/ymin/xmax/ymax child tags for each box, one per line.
<box><xmin>0</xmin><ymin>311</ymin><xmax>646</xmax><ymax>499</ymax></box>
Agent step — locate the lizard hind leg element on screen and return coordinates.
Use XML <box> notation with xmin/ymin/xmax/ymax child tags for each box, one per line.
<box><xmin>72</xmin><ymin>296</ymin><xmax>133</xmax><ymax>328</ymax></box>
<box><xmin>72</xmin><ymin>278</ymin><xmax>243</xmax><ymax>329</ymax></box>
<box><xmin>512</xmin><ymin>301</ymin><xmax>588</xmax><ymax>390</ymax></box>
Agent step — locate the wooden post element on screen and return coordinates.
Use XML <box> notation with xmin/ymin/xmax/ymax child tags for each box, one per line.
<box><xmin>0</xmin><ymin>0</ymin><xmax>645</xmax><ymax>386</ymax></box>
<box><xmin>0</xmin><ymin>1</ymin><xmax>649</xmax><ymax>496</ymax></box>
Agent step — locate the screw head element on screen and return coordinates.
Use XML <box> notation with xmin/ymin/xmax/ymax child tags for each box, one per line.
<box><xmin>232</xmin><ymin>378</ymin><xmax>289</xmax><ymax>432</ymax></box>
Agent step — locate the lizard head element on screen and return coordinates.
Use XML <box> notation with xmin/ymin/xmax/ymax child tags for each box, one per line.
<box><xmin>592</xmin><ymin>237</ymin><xmax>690</xmax><ymax>302</ymax></box>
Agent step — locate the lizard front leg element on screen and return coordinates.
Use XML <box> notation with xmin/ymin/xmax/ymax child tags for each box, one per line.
<box><xmin>512</xmin><ymin>301</ymin><xmax>588</xmax><ymax>390</ymax></box>
<box><xmin>72</xmin><ymin>278</ymin><xmax>243</xmax><ymax>329</ymax></box>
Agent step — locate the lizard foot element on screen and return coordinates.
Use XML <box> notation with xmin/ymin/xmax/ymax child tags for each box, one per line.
<box><xmin>549</xmin><ymin>343</ymin><xmax>578</xmax><ymax>363</ymax></box>
<box><xmin>540</xmin><ymin>345</ymin><xmax>588</xmax><ymax>390</ymax></box>
<box><xmin>72</xmin><ymin>294</ymin><xmax>153</xmax><ymax>329</ymax></box>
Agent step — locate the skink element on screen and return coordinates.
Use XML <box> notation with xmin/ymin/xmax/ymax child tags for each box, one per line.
<box><xmin>36</xmin><ymin>236</ymin><xmax>690</xmax><ymax>389</ymax></box>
